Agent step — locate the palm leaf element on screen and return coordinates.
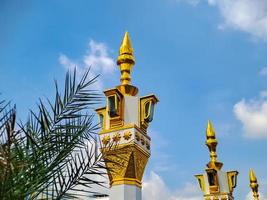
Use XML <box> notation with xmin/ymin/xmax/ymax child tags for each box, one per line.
<box><xmin>0</xmin><ymin>69</ymin><xmax>108</xmax><ymax>200</ymax></box>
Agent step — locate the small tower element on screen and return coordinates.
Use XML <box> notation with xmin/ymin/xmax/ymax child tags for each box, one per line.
<box><xmin>250</xmin><ymin>169</ymin><xmax>260</xmax><ymax>200</ymax></box>
<box><xmin>96</xmin><ymin>32</ymin><xmax>158</xmax><ymax>200</ymax></box>
<box><xmin>195</xmin><ymin>121</ymin><xmax>238</xmax><ymax>200</ymax></box>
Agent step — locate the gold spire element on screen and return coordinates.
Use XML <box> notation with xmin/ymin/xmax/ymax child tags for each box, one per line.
<box><xmin>116</xmin><ymin>31</ymin><xmax>138</xmax><ymax>96</ymax></box>
<box><xmin>250</xmin><ymin>169</ymin><xmax>257</xmax><ymax>182</ymax></box>
<box><xmin>118</xmin><ymin>32</ymin><xmax>134</xmax><ymax>62</ymax></box>
<box><xmin>206</xmin><ymin>120</ymin><xmax>216</xmax><ymax>138</ymax></box>
<box><xmin>250</xmin><ymin>169</ymin><xmax>260</xmax><ymax>200</ymax></box>
<box><xmin>205</xmin><ymin>120</ymin><xmax>223</xmax><ymax>170</ymax></box>
<box><xmin>117</xmin><ymin>31</ymin><xmax>135</xmax><ymax>85</ymax></box>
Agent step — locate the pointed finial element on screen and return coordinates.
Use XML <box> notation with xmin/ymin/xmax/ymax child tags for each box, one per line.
<box><xmin>117</xmin><ymin>31</ymin><xmax>135</xmax><ymax>85</ymax></box>
<box><xmin>250</xmin><ymin>169</ymin><xmax>260</xmax><ymax>200</ymax></box>
<box><xmin>118</xmin><ymin>32</ymin><xmax>134</xmax><ymax>60</ymax></box>
<box><xmin>116</xmin><ymin>32</ymin><xmax>138</xmax><ymax>96</ymax></box>
<box><xmin>205</xmin><ymin>120</ymin><xmax>223</xmax><ymax>170</ymax></box>
<box><xmin>207</xmin><ymin>120</ymin><xmax>216</xmax><ymax>138</ymax></box>
<box><xmin>206</xmin><ymin>120</ymin><xmax>218</xmax><ymax>162</ymax></box>
<box><xmin>250</xmin><ymin>169</ymin><xmax>257</xmax><ymax>182</ymax></box>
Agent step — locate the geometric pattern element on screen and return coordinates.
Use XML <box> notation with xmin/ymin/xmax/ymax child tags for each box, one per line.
<box><xmin>102</xmin><ymin>144</ymin><xmax>149</xmax><ymax>188</ymax></box>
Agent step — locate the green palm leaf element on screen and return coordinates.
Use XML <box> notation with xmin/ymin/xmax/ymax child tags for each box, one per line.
<box><xmin>0</xmin><ymin>69</ymin><xmax>108</xmax><ymax>200</ymax></box>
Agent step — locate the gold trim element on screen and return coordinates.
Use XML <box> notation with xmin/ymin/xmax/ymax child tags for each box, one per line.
<box><xmin>95</xmin><ymin>106</ymin><xmax>106</xmax><ymax>112</ymax></box>
<box><xmin>195</xmin><ymin>174</ymin><xmax>205</xmax><ymax>192</ymax></box>
<box><xmin>100</xmin><ymin>124</ymin><xmax>136</xmax><ymax>134</ymax></box>
<box><xmin>140</xmin><ymin>94</ymin><xmax>159</xmax><ymax>102</ymax></box>
<box><xmin>116</xmin><ymin>84</ymin><xmax>138</xmax><ymax>96</ymax></box>
<box><xmin>111</xmin><ymin>178</ymin><xmax>142</xmax><ymax>188</ymax></box>
<box><xmin>204</xmin><ymin>193</ymin><xmax>233</xmax><ymax>197</ymax></box>
<box><xmin>139</xmin><ymin>95</ymin><xmax>159</xmax><ymax>132</ymax></box>
<box><xmin>104</xmin><ymin>88</ymin><xmax>125</xmax><ymax>129</ymax></box>
<box><xmin>227</xmin><ymin>171</ymin><xmax>238</xmax><ymax>193</ymax></box>
<box><xmin>95</xmin><ymin>107</ymin><xmax>106</xmax><ymax>130</ymax></box>
<box><xmin>99</xmin><ymin>124</ymin><xmax>151</xmax><ymax>141</ymax></box>
<box><xmin>102</xmin><ymin>143</ymin><xmax>150</xmax><ymax>157</ymax></box>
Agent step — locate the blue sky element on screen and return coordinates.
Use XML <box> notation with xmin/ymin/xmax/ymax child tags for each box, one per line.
<box><xmin>1</xmin><ymin>0</ymin><xmax>267</xmax><ymax>199</ymax></box>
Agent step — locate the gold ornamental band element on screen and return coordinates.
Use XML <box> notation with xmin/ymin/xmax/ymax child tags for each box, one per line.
<box><xmin>111</xmin><ymin>178</ymin><xmax>142</xmax><ymax>188</ymax></box>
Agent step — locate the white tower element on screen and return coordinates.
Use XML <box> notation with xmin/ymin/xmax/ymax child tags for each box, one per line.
<box><xmin>96</xmin><ymin>32</ymin><xmax>158</xmax><ymax>200</ymax></box>
<box><xmin>195</xmin><ymin>121</ymin><xmax>238</xmax><ymax>200</ymax></box>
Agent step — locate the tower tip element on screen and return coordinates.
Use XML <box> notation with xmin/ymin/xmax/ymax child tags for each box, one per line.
<box><xmin>205</xmin><ymin>120</ymin><xmax>222</xmax><ymax>169</ymax></box>
<box><xmin>250</xmin><ymin>169</ymin><xmax>259</xmax><ymax>200</ymax></box>
<box><xmin>117</xmin><ymin>31</ymin><xmax>134</xmax><ymax>64</ymax></box>
<box><xmin>206</xmin><ymin>120</ymin><xmax>216</xmax><ymax>138</ymax></box>
<box><xmin>116</xmin><ymin>31</ymin><xmax>138</xmax><ymax>95</ymax></box>
<box><xmin>250</xmin><ymin>168</ymin><xmax>257</xmax><ymax>182</ymax></box>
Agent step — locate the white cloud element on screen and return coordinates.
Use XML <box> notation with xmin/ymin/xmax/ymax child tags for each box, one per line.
<box><xmin>59</xmin><ymin>54</ymin><xmax>77</xmax><ymax>71</ymax></box>
<box><xmin>84</xmin><ymin>40</ymin><xmax>116</xmax><ymax>74</ymax></box>
<box><xmin>209</xmin><ymin>0</ymin><xmax>267</xmax><ymax>40</ymax></box>
<box><xmin>234</xmin><ymin>92</ymin><xmax>267</xmax><ymax>139</ymax></box>
<box><xmin>181</xmin><ymin>0</ymin><xmax>267</xmax><ymax>40</ymax></box>
<box><xmin>143</xmin><ymin>171</ymin><xmax>202</xmax><ymax>200</ymax></box>
<box><xmin>59</xmin><ymin>39</ymin><xmax>116</xmax><ymax>90</ymax></box>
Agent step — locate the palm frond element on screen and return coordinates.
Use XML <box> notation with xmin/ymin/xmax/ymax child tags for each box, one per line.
<box><xmin>0</xmin><ymin>69</ymin><xmax>108</xmax><ymax>200</ymax></box>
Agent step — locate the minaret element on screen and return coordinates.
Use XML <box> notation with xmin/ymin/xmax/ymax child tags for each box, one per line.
<box><xmin>96</xmin><ymin>32</ymin><xmax>158</xmax><ymax>200</ymax></box>
<box><xmin>250</xmin><ymin>169</ymin><xmax>260</xmax><ymax>200</ymax></box>
<box><xmin>195</xmin><ymin>121</ymin><xmax>238</xmax><ymax>200</ymax></box>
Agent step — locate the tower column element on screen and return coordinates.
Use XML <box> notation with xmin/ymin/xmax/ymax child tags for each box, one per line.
<box><xmin>195</xmin><ymin>121</ymin><xmax>238</xmax><ymax>200</ymax></box>
<box><xmin>110</xmin><ymin>185</ymin><xmax>141</xmax><ymax>200</ymax></box>
<box><xmin>96</xmin><ymin>32</ymin><xmax>158</xmax><ymax>200</ymax></box>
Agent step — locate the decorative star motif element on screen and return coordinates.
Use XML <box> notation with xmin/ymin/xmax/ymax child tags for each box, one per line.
<box><xmin>102</xmin><ymin>135</ymin><xmax>110</xmax><ymax>146</ymax></box>
<box><xmin>141</xmin><ymin>136</ymin><xmax>145</xmax><ymax>145</ymax></box>
<box><xmin>123</xmin><ymin>131</ymin><xmax>132</xmax><ymax>140</ymax></box>
<box><xmin>112</xmin><ymin>133</ymin><xmax>121</xmax><ymax>142</ymax></box>
<box><xmin>135</xmin><ymin>133</ymin><xmax>140</xmax><ymax>141</ymax></box>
